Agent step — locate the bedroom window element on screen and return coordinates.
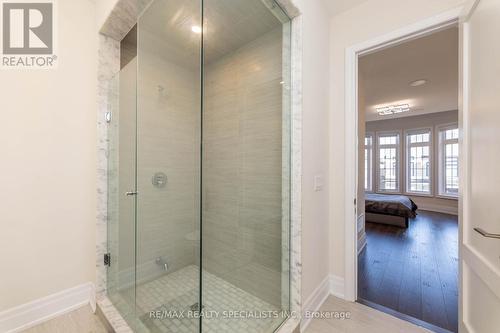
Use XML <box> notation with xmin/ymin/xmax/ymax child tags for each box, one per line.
<box><xmin>406</xmin><ymin>129</ymin><xmax>432</xmax><ymax>194</ymax></box>
<box><xmin>377</xmin><ymin>132</ymin><xmax>400</xmax><ymax>192</ymax></box>
<box><xmin>439</xmin><ymin>125</ymin><xmax>459</xmax><ymax>197</ymax></box>
<box><xmin>365</xmin><ymin>134</ymin><xmax>373</xmax><ymax>191</ymax></box>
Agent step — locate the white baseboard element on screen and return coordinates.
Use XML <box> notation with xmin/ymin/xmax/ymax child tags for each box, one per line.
<box><xmin>300</xmin><ymin>274</ymin><xmax>346</xmax><ymax>332</ymax></box>
<box><xmin>300</xmin><ymin>275</ymin><xmax>330</xmax><ymax>332</ymax></box>
<box><xmin>330</xmin><ymin>275</ymin><xmax>345</xmax><ymax>299</ymax></box>
<box><xmin>461</xmin><ymin>321</ymin><xmax>472</xmax><ymax>333</ymax></box>
<box><xmin>0</xmin><ymin>283</ymin><xmax>94</xmax><ymax>333</ymax></box>
<box><xmin>418</xmin><ymin>204</ymin><xmax>458</xmax><ymax>215</ymax></box>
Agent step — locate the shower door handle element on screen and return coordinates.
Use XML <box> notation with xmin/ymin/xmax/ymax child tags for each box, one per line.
<box><xmin>126</xmin><ymin>191</ymin><xmax>138</xmax><ymax>196</ymax></box>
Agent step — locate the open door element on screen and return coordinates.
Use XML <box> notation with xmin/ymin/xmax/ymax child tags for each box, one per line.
<box><xmin>460</xmin><ymin>0</ymin><xmax>500</xmax><ymax>332</ymax></box>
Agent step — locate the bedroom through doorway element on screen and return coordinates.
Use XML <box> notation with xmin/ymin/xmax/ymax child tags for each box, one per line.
<box><xmin>356</xmin><ymin>26</ymin><xmax>459</xmax><ymax>333</ymax></box>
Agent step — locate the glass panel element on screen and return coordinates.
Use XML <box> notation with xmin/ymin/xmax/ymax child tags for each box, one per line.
<box><xmin>365</xmin><ymin>135</ymin><xmax>372</xmax><ymax>191</ymax></box>
<box><xmin>201</xmin><ymin>0</ymin><xmax>291</xmax><ymax>332</ymax></box>
<box><xmin>409</xmin><ymin>145</ymin><xmax>430</xmax><ymax>193</ymax></box>
<box><xmin>135</xmin><ymin>0</ymin><xmax>202</xmax><ymax>332</ymax></box>
<box><xmin>409</xmin><ymin>132</ymin><xmax>430</xmax><ymax>144</ymax></box>
<box><xmin>379</xmin><ymin>147</ymin><xmax>398</xmax><ymax>190</ymax></box>
<box><xmin>445</xmin><ymin>128</ymin><xmax>459</xmax><ymax>140</ymax></box>
<box><xmin>439</xmin><ymin>127</ymin><xmax>459</xmax><ymax>196</ymax></box>
<box><xmin>107</xmin><ymin>61</ymin><xmax>140</xmax><ymax>330</ymax></box>
<box><xmin>379</xmin><ymin>134</ymin><xmax>398</xmax><ymax>146</ymax></box>
<box><xmin>445</xmin><ymin>142</ymin><xmax>459</xmax><ymax>194</ymax></box>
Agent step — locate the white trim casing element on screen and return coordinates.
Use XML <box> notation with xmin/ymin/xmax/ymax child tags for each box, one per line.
<box><xmin>344</xmin><ymin>7</ymin><xmax>463</xmax><ymax>303</ymax></box>
<box><xmin>0</xmin><ymin>283</ymin><xmax>95</xmax><ymax>333</ymax></box>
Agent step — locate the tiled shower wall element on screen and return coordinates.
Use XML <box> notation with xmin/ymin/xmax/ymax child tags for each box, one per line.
<box><xmin>202</xmin><ymin>27</ymin><xmax>285</xmax><ymax>307</ymax></box>
<box><xmin>135</xmin><ymin>28</ymin><xmax>201</xmax><ymax>281</ymax></box>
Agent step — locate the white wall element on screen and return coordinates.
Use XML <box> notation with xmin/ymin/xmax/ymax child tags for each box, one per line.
<box><xmin>293</xmin><ymin>0</ymin><xmax>331</xmax><ymax>303</ymax></box>
<box><xmin>96</xmin><ymin>0</ymin><xmax>117</xmax><ymax>30</ymax></box>
<box><xmin>328</xmin><ymin>0</ymin><xmax>466</xmax><ymax>280</ymax></box>
<box><xmin>0</xmin><ymin>0</ymin><xmax>98</xmax><ymax>312</ymax></box>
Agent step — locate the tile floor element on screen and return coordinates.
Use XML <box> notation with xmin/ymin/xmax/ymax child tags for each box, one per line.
<box><xmin>120</xmin><ymin>265</ymin><xmax>286</xmax><ymax>333</ymax></box>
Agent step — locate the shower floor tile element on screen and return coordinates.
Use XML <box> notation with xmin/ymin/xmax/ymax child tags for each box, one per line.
<box><xmin>127</xmin><ymin>265</ymin><xmax>285</xmax><ymax>333</ymax></box>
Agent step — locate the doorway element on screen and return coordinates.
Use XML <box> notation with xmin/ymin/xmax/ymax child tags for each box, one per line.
<box><xmin>344</xmin><ymin>9</ymin><xmax>461</xmax><ymax>333</ymax></box>
<box><xmin>357</xmin><ymin>26</ymin><xmax>459</xmax><ymax>332</ymax></box>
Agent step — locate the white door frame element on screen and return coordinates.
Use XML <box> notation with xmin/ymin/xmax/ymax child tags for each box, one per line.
<box><xmin>343</xmin><ymin>6</ymin><xmax>464</xmax><ymax>304</ymax></box>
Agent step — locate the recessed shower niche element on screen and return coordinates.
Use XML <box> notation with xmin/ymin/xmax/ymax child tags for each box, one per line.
<box><xmin>104</xmin><ymin>0</ymin><xmax>294</xmax><ymax>332</ymax></box>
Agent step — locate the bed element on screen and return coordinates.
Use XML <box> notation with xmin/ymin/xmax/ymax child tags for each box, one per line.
<box><xmin>365</xmin><ymin>193</ymin><xmax>418</xmax><ymax>228</ymax></box>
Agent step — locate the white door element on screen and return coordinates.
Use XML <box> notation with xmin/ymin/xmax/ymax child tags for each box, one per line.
<box><xmin>461</xmin><ymin>0</ymin><xmax>500</xmax><ymax>332</ymax></box>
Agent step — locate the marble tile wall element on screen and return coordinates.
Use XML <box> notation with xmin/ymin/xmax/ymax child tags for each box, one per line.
<box><xmin>97</xmin><ymin>34</ymin><xmax>120</xmax><ymax>298</ymax></box>
<box><xmin>202</xmin><ymin>27</ymin><xmax>286</xmax><ymax>307</ymax></box>
<box><xmin>135</xmin><ymin>27</ymin><xmax>201</xmax><ymax>280</ymax></box>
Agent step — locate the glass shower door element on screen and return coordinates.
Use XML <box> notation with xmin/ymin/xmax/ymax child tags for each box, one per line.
<box><xmin>107</xmin><ymin>58</ymin><xmax>140</xmax><ymax>330</ymax></box>
<box><xmin>201</xmin><ymin>0</ymin><xmax>292</xmax><ymax>331</ymax></box>
<box><xmin>135</xmin><ymin>0</ymin><xmax>202</xmax><ymax>332</ymax></box>
<box><xmin>107</xmin><ymin>0</ymin><xmax>292</xmax><ymax>332</ymax></box>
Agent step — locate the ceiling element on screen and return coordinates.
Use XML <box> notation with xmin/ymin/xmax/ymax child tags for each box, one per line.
<box><xmin>139</xmin><ymin>0</ymin><xmax>284</xmax><ymax>66</ymax></box>
<box><xmin>324</xmin><ymin>0</ymin><xmax>370</xmax><ymax>16</ymax></box>
<box><xmin>359</xmin><ymin>27</ymin><xmax>459</xmax><ymax>122</ymax></box>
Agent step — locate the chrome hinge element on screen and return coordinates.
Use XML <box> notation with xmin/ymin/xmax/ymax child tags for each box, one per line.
<box><xmin>105</xmin><ymin>112</ymin><xmax>112</xmax><ymax>123</ymax></box>
<box><xmin>104</xmin><ymin>253</ymin><xmax>111</xmax><ymax>267</ymax></box>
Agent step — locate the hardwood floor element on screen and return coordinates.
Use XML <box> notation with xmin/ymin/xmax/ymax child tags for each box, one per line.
<box><xmin>358</xmin><ymin>210</ymin><xmax>458</xmax><ymax>332</ymax></box>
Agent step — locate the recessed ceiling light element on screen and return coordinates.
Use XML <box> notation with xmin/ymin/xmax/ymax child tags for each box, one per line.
<box><xmin>409</xmin><ymin>79</ymin><xmax>427</xmax><ymax>87</ymax></box>
<box><xmin>376</xmin><ymin>104</ymin><xmax>411</xmax><ymax>116</ymax></box>
<box><xmin>191</xmin><ymin>25</ymin><xmax>202</xmax><ymax>34</ymax></box>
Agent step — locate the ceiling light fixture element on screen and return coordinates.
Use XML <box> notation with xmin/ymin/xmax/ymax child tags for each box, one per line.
<box><xmin>409</xmin><ymin>79</ymin><xmax>427</xmax><ymax>87</ymax></box>
<box><xmin>376</xmin><ymin>104</ymin><xmax>411</xmax><ymax>116</ymax></box>
<box><xmin>191</xmin><ymin>25</ymin><xmax>202</xmax><ymax>34</ymax></box>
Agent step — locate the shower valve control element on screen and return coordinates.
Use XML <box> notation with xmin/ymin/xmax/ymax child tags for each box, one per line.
<box><xmin>152</xmin><ymin>172</ymin><xmax>168</xmax><ymax>188</ymax></box>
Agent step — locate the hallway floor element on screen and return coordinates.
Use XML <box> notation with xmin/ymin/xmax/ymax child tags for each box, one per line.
<box><xmin>305</xmin><ymin>296</ymin><xmax>429</xmax><ymax>333</ymax></box>
<box><xmin>22</xmin><ymin>295</ymin><xmax>430</xmax><ymax>333</ymax></box>
<box><xmin>358</xmin><ymin>210</ymin><xmax>458</xmax><ymax>332</ymax></box>
<box><xmin>20</xmin><ymin>305</ymin><xmax>108</xmax><ymax>333</ymax></box>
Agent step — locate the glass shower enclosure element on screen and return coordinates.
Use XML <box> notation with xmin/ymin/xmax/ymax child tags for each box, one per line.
<box><xmin>107</xmin><ymin>0</ymin><xmax>291</xmax><ymax>332</ymax></box>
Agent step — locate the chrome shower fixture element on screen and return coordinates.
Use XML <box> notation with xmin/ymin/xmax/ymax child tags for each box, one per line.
<box><xmin>155</xmin><ymin>257</ymin><xmax>169</xmax><ymax>271</ymax></box>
